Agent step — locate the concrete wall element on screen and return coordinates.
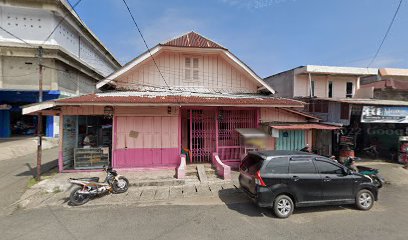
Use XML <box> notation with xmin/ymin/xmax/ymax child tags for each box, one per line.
<box><xmin>0</xmin><ymin>1</ymin><xmax>119</xmax><ymax>78</ymax></box>
<box><xmin>295</xmin><ymin>74</ymin><xmax>359</xmax><ymax>98</ymax></box>
<box><xmin>374</xmin><ymin>89</ymin><xmax>408</xmax><ymax>101</ymax></box>
<box><xmin>264</xmin><ymin>70</ymin><xmax>294</xmax><ymax>98</ymax></box>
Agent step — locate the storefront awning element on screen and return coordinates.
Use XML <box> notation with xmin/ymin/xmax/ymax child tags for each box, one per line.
<box><xmin>269</xmin><ymin>123</ymin><xmax>341</xmax><ymax>130</ymax></box>
<box><xmin>235</xmin><ymin>128</ymin><xmax>268</xmax><ymax>138</ymax></box>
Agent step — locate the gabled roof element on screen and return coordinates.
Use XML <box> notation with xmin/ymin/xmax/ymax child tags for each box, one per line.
<box><xmin>96</xmin><ymin>32</ymin><xmax>275</xmax><ymax>94</ymax></box>
<box><xmin>160</xmin><ymin>31</ymin><xmax>226</xmax><ymax>49</ymax></box>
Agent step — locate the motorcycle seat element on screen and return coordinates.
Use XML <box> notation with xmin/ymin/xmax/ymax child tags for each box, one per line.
<box><xmin>71</xmin><ymin>177</ymin><xmax>100</xmax><ymax>182</ymax></box>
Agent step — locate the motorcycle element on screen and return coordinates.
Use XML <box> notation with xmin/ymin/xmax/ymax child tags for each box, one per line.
<box><xmin>344</xmin><ymin>157</ymin><xmax>385</xmax><ymax>188</ymax></box>
<box><xmin>68</xmin><ymin>166</ymin><xmax>129</xmax><ymax>206</ymax></box>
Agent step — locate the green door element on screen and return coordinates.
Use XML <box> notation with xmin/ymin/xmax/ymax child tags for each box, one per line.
<box><xmin>276</xmin><ymin>130</ymin><xmax>306</xmax><ymax>151</ymax></box>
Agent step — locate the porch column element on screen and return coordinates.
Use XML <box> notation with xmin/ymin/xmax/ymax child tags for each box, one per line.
<box><xmin>215</xmin><ymin>108</ymin><xmax>219</xmax><ymax>154</ymax></box>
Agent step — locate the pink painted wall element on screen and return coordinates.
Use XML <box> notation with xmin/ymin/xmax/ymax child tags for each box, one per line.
<box><xmin>113</xmin><ymin>115</ymin><xmax>179</xmax><ymax>168</ymax></box>
<box><xmin>116</xmin><ymin>51</ymin><xmax>260</xmax><ymax>93</ymax></box>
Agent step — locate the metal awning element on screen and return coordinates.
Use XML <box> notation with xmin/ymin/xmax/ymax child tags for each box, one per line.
<box><xmin>269</xmin><ymin>123</ymin><xmax>341</xmax><ymax>130</ymax></box>
<box><xmin>235</xmin><ymin>128</ymin><xmax>268</xmax><ymax>138</ymax></box>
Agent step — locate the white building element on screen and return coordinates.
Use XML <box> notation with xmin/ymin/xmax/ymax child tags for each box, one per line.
<box><xmin>0</xmin><ymin>0</ymin><xmax>121</xmax><ymax>138</ymax></box>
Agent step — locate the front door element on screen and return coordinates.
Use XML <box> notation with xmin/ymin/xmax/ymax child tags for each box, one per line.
<box><xmin>314</xmin><ymin>158</ymin><xmax>355</xmax><ymax>201</ymax></box>
<box><xmin>190</xmin><ymin>109</ymin><xmax>216</xmax><ymax>163</ymax></box>
<box><xmin>288</xmin><ymin>156</ymin><xmax>322</xmax><ymax>203</ymax></box>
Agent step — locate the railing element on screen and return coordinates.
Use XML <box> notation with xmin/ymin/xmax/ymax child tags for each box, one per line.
<box><xmin>212</xmin><ymin>153</ymin><xmax>231</xmax><ymax>180</ymax></box>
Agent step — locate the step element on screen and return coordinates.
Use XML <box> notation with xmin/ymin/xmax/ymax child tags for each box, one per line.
<box><xmin>129</xmin><ymin>178</ymin><xmax>185</xmax><ymax>187</ymax></box>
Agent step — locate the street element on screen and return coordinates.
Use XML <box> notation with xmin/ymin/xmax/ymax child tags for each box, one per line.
<box><xmin>0</xmin><ymin>146</ymin><xmax>58</xmax><ymax>216</ymax></box>
<box><xmin>1</xmin><ymin>164</ymin><xmax>408</xmax><ymax>240</ymax></box>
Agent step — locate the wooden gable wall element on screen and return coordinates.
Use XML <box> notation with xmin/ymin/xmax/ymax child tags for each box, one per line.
<box><xmin>115</xmin><ymin>51</ymin><xmax>259</xmax><ymax>93</ymax></box>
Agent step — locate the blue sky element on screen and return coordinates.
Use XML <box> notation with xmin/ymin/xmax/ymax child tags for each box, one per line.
<box><xmin>71</xmin><ymin>0</ymin><xmax>408</xmax><ymax>77</ymax></box>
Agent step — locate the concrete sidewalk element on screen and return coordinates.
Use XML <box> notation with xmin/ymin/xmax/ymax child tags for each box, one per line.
<box><xmin>14</xmin><ymin>169</ymin><xmax>241</xmax><ymax>211</ymax></box>
<box><xmin>0</xmin><ymin>137</ymin><xmax>58</xmax><ymax>161</ymax></box>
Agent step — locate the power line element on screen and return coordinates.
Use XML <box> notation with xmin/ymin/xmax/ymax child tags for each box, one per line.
<box><xmin>0</xmin><ymin>25</ymin><xmax>35</xmax><ymax>47</ymax></box>
<box><xmin>367</xmin><ymin>0</ymin><xmax>404</xmax><ymax>67</ymax></box>
<box><xmin>42</xmin><ymin>0</ymin><xmax>83</xmax><ymax>44</ymax></box>
<box><xmin>121</xmin><ymin>0</ymin><xmax>171</xmax><ymax>91</ymax></box>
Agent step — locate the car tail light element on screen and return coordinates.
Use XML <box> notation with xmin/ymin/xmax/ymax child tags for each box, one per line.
<box><xmin>254</xmin><ymin>170</ymin><xmax>266</xmax><ymax>187</ymax></box>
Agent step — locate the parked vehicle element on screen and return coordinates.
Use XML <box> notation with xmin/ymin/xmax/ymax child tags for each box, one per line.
<box><xmin>344</xmin><ymin>157</ymin><xmax>385</xmax><ymax>188</ymax></box>
<box><xmin>239</xmin><ymin>150</ymin><xmax>379</xmax><ymax>218</ymax></box>
<box><xmin>68</xmin><ymin>166</ymin><xmax>129</xmax><ymax>206</ymax></box>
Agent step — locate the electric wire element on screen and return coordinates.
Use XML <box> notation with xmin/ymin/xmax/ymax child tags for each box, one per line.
<box><xmin>367</xmin><ymin>0</ymin><xmax>404</xmax><ymax>67</ymax></box>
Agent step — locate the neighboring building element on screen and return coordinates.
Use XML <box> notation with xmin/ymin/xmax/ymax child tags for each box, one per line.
<box><xmin>360</xmin><ymin>68</ymin><xmax>408</xmax><ymax>101</ymax></box>
<box><xmin>0</xmin><ymin>0</ymin><xmax>121</xmax><ymax>138</ymax></box>
<box><xmin>23</xmin><ymin>32</ymin><xmax>338</xmax><ymax>174</ymax></box>
<box><xmin>265</xmin><ymin>66</ymin><xmax>408</xmax><ymax>160</ymax></box>
<box><xmin>264</xmin><ymin>65</ymin><xmax>378</xmax><ymax>99</ymax></box>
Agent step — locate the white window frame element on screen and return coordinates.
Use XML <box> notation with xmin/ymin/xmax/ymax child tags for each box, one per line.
<box><xmin>183</xmin><ymin>56</ymin><xmax>200</xmax><ymax>82</ymax></box>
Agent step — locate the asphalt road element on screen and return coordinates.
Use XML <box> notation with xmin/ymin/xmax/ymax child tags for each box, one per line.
<box><xmin>1</xmin><ymin>183</ymin><xmax>407</xmax><ymax>240</ymax></box>
<box><xmin>0</xmin><ymin>147</ymin><xmax>58</xmax><ymax>215</ymax></box>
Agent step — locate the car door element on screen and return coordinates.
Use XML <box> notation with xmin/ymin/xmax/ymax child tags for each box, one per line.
<box><xmin>288</xmin><ymin>156</ymin><xmax>322</xmax><ymax>203</ymax></box>
<box><xmin>239</xmin><ymin>154</ymin><xmax>264</xmax><ymax>195</ymax></box>
<box><xmin>314</xmin><ymin>158</ymin><xmax>355</xmax><ymax>201</ymax></box>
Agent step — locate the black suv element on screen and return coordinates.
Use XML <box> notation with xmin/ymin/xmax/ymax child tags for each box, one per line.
<box><xmin>239</xmin><ymin>150</ymin><xmax>378</xmax><ymax>218</ymax></box>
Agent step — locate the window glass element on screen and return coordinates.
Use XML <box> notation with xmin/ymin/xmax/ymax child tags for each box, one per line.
<box><xmin>328</xmin><ymin>81</ymin><xmax>333</xmax><ymax>98</ymax></box>
<box><xmin>289</xmin><ymin>158</ymin><xmax>316</xmax><ymax>174</ymax></box>
<box><xmin>346</xmin><ymin>82</ymin><xmax>353</xmax><ymax>98</ymax></box>
<box><xmin>264</xmin><ymin>157</ymin><xmax>289</xmax><ymax>174</ymax></box>
<box><xmin>241</xmin><ymin>154</ymin><xmax>264</xmax><ymax>175</ymax></box>
<box><xmin>315</xmin><ymin>160</ymin><xmax>343</xmax><ymax>174</ymax></box>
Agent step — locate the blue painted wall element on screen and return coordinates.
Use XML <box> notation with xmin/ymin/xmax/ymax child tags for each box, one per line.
<box><xmin>0</xmin><ymin>90</ymin><xmax>60</xmax><ymax>138</ymax></box>
<box><xmin>0</xmin><ymin>110</ymin><xmax>11</xmax><ymax>138</ymax></box>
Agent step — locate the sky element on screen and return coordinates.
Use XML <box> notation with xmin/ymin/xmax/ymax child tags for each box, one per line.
<box><xmin>71</xmin><ymin>0</ymin><xmax>408</xmax><ymax>77</ymax></box>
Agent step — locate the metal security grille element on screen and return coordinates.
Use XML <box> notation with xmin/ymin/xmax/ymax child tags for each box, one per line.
<box><xmin>190</xmin><ymin>109</ymin><xmax>216</xmax><ymax>163</ymax></box>
<box><xmin>218</xmin><ymin>109</ymin><xmax>257</xmax><ymax>161</ymax></box>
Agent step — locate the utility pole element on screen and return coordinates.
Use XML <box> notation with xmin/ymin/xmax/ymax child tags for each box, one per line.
<box><xmin>36</xmin><ymin>46</ymin><xmax>43</xmax><ymax>181</ymax></box>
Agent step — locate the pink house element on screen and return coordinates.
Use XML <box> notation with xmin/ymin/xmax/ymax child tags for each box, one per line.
<box><xmin>24</xmin><ymin>32</ymin><xmax>330</xmax><ymax>174</ymax></box>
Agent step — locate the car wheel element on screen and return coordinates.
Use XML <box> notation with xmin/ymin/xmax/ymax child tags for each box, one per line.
<box><xmin>273</xmin><ymin>195</ymin><xmax>294</xmax><ymax>218</ymax></box>
<box><xmin>355</xmin><ymin>189</ymin><xmax>374</xmax><ymax>210</ymax></box>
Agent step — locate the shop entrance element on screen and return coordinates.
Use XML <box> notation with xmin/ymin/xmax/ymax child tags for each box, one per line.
<box><xmin>181</xmin><ymin>108</ymin><xmax>257</xmax><ymax>164</ymax></box>
<box><xmin>62</xmin><ymin>115</ymin><xmax>112</xmax><ymax>170</ymax></box>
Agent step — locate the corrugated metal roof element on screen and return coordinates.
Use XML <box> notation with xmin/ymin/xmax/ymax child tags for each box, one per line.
<box><xmin>270</xmin><ymin>123</ymin><xmax>341</xmax><ymax>130</ymax></box>
<box><xmin>160</xmin><ymin>31</ymin><xmax>226</xmax><ymax>49</ymax></box>
<box><xmin>56</xmin><ymin>91</ymin><xmax>304</xmax><ymax>107</ymax></box>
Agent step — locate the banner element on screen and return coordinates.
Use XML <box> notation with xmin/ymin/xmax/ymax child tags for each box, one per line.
<box><xmin>361</xmin><ymin>106</ymin><xmax>408</xmax><ymax>123</ymax></box>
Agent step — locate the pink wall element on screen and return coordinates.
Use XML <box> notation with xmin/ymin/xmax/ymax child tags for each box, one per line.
<box><xmin>113</xmin><ymin>115</ymin><xmax>179</xmax><ymax>168</ymax></box>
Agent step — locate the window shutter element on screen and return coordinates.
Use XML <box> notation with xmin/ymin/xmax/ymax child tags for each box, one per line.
<box><xmin>193</xmin><ymin>58</ymin><xmax>199</xmax><ymax>68</ymax></box>
<box><xmin>185</xmin><ymin>57</ymin><xmax>191</xmax><ymax>68</ymax></box>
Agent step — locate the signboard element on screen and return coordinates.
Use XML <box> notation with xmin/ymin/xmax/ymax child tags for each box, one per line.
<box><xmin>361</xmin><ymin>106</ymin><xmax>408</xmax><ymax>123</ymax></box>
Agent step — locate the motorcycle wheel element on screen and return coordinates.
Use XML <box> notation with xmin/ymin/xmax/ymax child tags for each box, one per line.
<box><xmin>69</xmin><ymin>186</ymin><xmax>90</xmax><ymax>206</ymax></box>
<box><xmin>112</xmin><ymin>176</ymin><xmax>129</xmax><ymax>194</ymax></box>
